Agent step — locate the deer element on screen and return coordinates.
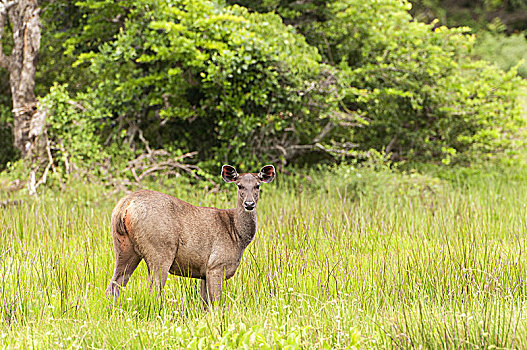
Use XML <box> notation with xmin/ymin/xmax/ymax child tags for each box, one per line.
<box><xmin>105</xmin><ymin>164</ymin><xmax>276</xmax><ymax>309</ymax></box>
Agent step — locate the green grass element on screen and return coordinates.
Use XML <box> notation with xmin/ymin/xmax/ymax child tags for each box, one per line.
<box><xmin>0</xmin><ymin>165</ymin><xmax>526</xmax><ymax>348</ymax></box>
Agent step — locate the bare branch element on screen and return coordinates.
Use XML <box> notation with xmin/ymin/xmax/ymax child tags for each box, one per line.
<box><xmin>270</xmin><ymin>139</ymin><xmax>359</xmax><ymax>163</ymax></box>
<box><xmin>124</xmin><ymin>149</ymin><xmax>202</xmax><ymax>184</ymax></box>
<box><xmin>136</xmin><ymin>127</ymin><xmax>152</xmax><ymax>154</ymax></box>
<box><xmin>385</xmin><ymin>135</ymin><xmax>398</xmax><ymax>155</ymax></box>
<box><xmin>313</xmin><ymin>121</ymin><xmax>334</xmax><ymax>143</ymax></box>
<box><xmin>58</xmin><ymin>141</ymin><xmax>70</xmax><ymax>174</ymax></box>
<box><xmin>28</xmin><ymin>137</ymin><xmax>53</xmax><ymax>197</ymax></box>
<box><xmin>65</xmin><ymin>99</ymin><xmax>87</xmax><ymax>112</ymax></box>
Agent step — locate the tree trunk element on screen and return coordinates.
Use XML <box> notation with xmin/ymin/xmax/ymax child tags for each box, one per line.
<box><xmin>0</xmin><ymin>0</ymin><xmax>43</xmax><ymax>158</ymax></box>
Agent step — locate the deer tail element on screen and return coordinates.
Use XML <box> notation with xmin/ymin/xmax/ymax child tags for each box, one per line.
<box><xmin>112</xmin><ymin>197</ymin><xmax>132</xmax><ymax>236</ymax></box>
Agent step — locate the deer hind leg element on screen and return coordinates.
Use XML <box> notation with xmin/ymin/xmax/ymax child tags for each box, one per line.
<box><xmin>106</xmin><ymin>234</ymin><xmax>142</xmax><ymax>297</ymax></box>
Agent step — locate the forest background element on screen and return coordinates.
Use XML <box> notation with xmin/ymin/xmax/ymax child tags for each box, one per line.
<box><xmin>1</xmin><ymin>0</ymin><xmax>527</xmax><ymax>184</ymax></box>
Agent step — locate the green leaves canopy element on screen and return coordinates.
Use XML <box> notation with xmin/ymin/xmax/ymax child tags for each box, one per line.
<box><xmin>71</xmin><ymin>0</ymin><xmax>336</xmax><ymax>170</ymax></box>
<box><xmin>3</xmin><ymin>0</ymin><xmax>523</xmax><ymax>175</ymax></box>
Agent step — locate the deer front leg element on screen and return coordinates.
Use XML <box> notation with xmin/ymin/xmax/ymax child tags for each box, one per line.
<box><xmin>205</xmin><ymin>269</ymin><xmax>224</xmax><ymax>309</ymax></box>
<box><xmin>145</xmin><ymin>255</ymin><xmax>173</xmax><ymax>296</ymax></box>
<box><xmin>200</xmin><ymin>279</ymin><xmax>209</xmax><ymax>310</ymax></box>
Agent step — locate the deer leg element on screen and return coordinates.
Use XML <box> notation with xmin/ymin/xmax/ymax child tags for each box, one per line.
<box><xmin>106</xmin><ymin>236</ymin><xmax>142</xmax><ymax>297</ymax></box>
<box><xmin>205</xmin><ymin>269</ymin><xmax>225</xmax><ymax>309</ymax></box>
<box><xmin>145</xmin><ymin>256</ymin><xmax>173</xmax><ymax>295</ymax></box>
<box><xmin>200</xmin><ymin>279</ymin><xmax>209</xmax><ymax>310</ymax></box>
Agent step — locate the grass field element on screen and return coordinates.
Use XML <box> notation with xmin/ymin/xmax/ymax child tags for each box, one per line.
<box><xmin>1</xmin><ymin>163</ymin><xmax>526</xmax><ymax>348</ymax></box>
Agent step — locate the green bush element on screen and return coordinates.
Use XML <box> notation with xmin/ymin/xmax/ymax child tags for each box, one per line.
<box><xmin>73</xmin><ymin>0</ymin><xmax>338</xmax><ymax>171</ymax></box>
<box><xmin>40</xmin><ymin>84</ymin><xmax>107</xmax><ymax>177</ymax></box>
<box><xmin>226</xmin><ymin>0</ymin><xmax>526</xmax><ymax>165</ymax></box>
<box><xmin>316</xmin><ymin>0</ymin><xmax>525</xmax><ymax>164</ymax></box>
<box><xmin>4</xmin><ymin>0</ymin><xmax>524</xmax><ymax>181</ymax></box>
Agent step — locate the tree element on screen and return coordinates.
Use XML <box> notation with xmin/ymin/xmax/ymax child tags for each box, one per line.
<box><xmin>0</xmin><ymin>0</ymin><xmax>43</xmax><ymax>158</ymax></box>
<box><xmin>68</xmin><ymin>0</ymin><xmax>339</xmax><ymax>170</ymax></box>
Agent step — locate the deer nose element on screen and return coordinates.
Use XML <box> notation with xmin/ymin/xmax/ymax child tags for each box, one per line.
<box><xmin>244</xmin><ymin>201</ymin><xmax>255</xmax><ymax>211</ymax></box>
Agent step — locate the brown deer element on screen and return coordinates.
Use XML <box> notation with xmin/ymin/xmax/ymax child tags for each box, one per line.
<box><xmin>105</xmin><ymin>164</ymin><xmax>276</xmax><ymax>308</ymax></box>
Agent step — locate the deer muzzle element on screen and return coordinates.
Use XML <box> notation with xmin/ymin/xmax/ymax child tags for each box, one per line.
<box><xmin>243</xmin><ymin>201</ymin><xmax>256</xmax><ymax>211</ymax></box>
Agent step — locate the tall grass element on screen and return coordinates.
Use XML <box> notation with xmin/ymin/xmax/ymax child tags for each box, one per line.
<box><xmin>0</xmin><ymin>165</ymin><xmax>526</xmax><ymax>348</ymax></box>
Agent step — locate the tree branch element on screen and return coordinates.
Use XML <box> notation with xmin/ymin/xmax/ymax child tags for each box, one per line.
<box><xmin>385</xmin><ymin>135</ymin><xmax>398</xmax><ymax>155</ymax></box>
<box><xmin>124</xmin><ymin>149</ymin><xmax>202</xmax><ymax>184</ymax></box>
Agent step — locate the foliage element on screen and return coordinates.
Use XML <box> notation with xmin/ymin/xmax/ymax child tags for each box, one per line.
<box><xmin>225</xmin><ymin>0</ymin><xmax>526</xmax><ymax>165</ymax></box>
<box><xmin>35</xmin><ymin>1</ymin><xmax>102</xmax><ymax>96</ymax></box>
<box><xmin>227</xmin><ymin>0</ymin><xmax>332</xmax><ymax>46</ymax></box>
<box><xmin>410</xmin><ymin>0</ymin><xmax>527</xmax><ymax>32</ymax></box>
<box><xmin>1</xmin><ymin>0</ymin><xmax>526</xmax><ymax>179</ymax></box>
<box><xmin>409</xmin><ymin>0</ymin><xmax>527</xmax><ymax>78</ymax></box>
<box><xmin>40</xmin><ymin>84</ymin><xmax>108</xmax><ymax>177</ymax></box>
<box><xmin>72</xmin><ymin>0</ymin><xmax>338</xmax><ymax>171</ymax></box>
<box><xmin>314</xmin><ymin>0</ymin><xmax>525</xmax><ymax>163</ymax></box>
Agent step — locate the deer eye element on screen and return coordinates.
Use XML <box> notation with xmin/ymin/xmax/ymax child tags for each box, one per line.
<box><xmin>237</xmin><ymin>185</ymin><xmax>244</xmax><ymax>190</ymax></box>
<box><xmin>256</xmin><ymin>185</ymin><xmax>260</xmax><ymax>189</ymax></box>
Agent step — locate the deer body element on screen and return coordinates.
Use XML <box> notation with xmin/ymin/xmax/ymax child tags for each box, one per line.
<box><xmin>105</xmin><ymin>165</ymin><xmax>275</xmax><ymax>308</ymax></box>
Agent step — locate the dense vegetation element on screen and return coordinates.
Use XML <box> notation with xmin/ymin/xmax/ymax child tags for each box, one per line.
<box><xmin>1</xmin><ymin>0</ymin><xmax>525</xmax><ymax>181</ymax></box>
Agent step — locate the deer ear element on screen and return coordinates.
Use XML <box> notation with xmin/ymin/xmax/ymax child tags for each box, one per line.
<box><xmin>258</xmin><ymin>165</ymin><xmax>276</xmax><ymax>183</ymax></box>
<box><xmin>222</xmin><ymin>165</ymin><xmax>238</xmax><ymax>183</ymax></box>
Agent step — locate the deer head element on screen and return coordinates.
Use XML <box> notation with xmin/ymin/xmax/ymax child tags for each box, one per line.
<box><xmin>222</xmin><ymin>165</ymin><xmax>276</xmax><ymax>211</ymax></box>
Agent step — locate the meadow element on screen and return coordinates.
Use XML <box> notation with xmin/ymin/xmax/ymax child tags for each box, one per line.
<box><xmin>0</xmin><ymin>163</ymin><xmax>526</xmax><ymax>348</ymax></box>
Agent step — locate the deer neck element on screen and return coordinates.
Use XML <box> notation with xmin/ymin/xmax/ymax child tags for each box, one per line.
<box><xmin>233</xmin><ymin>206</ymin><xmax>257</xmax><ymax>248</ymax></box>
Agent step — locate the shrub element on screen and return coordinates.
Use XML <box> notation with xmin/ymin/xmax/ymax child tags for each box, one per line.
<box><xmin>74</xmin><ymin>0</ymin><xmax>339</xmax><ymax>171</ymax></box>
<box><xmin>39</xmin><ymin>84</ymin><xmax>107</xmax><ymax>177</ymax></box>
<box><xmin>316</xmin><ymin>0</ymin><xmax>525</xmax><ymax>164</ymax></box>
<box><xmin>8</xmin><ymin>0</ymin><xmax>523</xmax><ymax>183</ymax></box>
<box><xmin>227</xmin><ymin>0</ymin><xmax>526</xmax><ymax>164</ymax></box>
